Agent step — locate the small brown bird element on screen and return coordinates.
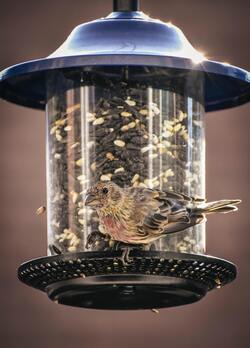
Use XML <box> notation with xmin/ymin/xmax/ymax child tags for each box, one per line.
<box><xmin>85</xmin><ymin>182</ymin><xmax>240</xmax><ymax>261</ymax></box>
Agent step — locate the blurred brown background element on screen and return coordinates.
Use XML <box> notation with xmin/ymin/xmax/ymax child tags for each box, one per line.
<box><xmin>0</xmin><ymin>1</ymin><xmax>250</xmax><ymax>347</ymax></box>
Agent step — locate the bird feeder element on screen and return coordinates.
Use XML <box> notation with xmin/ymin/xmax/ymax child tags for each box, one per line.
<box><xmin>1</xmin><ymin>0</ymin><xmax>250</xmax><ymax>310</ymax></box>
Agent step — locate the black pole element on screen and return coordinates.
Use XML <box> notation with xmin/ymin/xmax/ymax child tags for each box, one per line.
<box><xmin>113</xmin><ymin>0</ymin><xmax>140</xmax><ymax>12</ymax></box>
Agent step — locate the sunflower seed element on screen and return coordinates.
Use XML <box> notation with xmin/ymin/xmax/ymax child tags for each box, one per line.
<box><xmin>36</xmin><ymin>206</ymin><xmax>46</xmax><ymax>215</ymax></box>
<box><xmin>139</xmin><ymin>109</ymin><xmax>148</xmax><ymax>116</ymax></box>
<box><xmin>93</xmin><ymin>117</ymin><xmax>104</xmax><ymax>125</ymax></box>
<box><xmin>114</xmin><ymin>167</ymin><xmax>125</xmax><ymax>173</ymax></box>
<box><xmin>121</xmin><ymin>111</ymin><xmax>132</xmax><ymax>117</ymax></box>
<box><xmin>114</xmin><ymin>140</ymin><xmax>125</xmax><ymax>147</ymax></box>
<box><xmin>76</xmin><ymin>158</ymin><xmax>83</xmax><ymax>167</ymax></box>
<box><xmin>125</xmin><ymin>99</ymin><xmax>136</xmax><ymax>106</ymax></box>
<box><xmin>100</xmin><ymin>174</ymin><xmax>112</xmax><ymax>181</ymax></box>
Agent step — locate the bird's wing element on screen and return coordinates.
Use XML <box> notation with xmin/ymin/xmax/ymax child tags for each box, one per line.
<box><xmin>126</xmin><ymin>187</ymin><xmax>192</xmax><ymax>236</ymax></box>
<box><xmin>163</xmin><ymin>189</ymin><xmax>205</xmax><ymax>204</ymax></box>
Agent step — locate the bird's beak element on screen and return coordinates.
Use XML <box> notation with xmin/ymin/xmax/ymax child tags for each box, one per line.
<box><xmin>84</xmin><ymin>193</ymin><xmax>99</xmax><ymax>207</ymax></box>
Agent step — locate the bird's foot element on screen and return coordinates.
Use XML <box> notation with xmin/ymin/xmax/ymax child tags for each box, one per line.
<box><xmin>120</xmin><ymin>247</ymin><xmax>133</xmax><ymax>266</ymax></box>
<box><xmin>142</xmin><ymin>244</ymin><xmax>151</xmax><ymax>251</ymax></box>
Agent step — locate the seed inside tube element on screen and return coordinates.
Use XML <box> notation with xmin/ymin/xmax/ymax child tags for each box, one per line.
<box><xmin>54</xmin><ymin>153</ymin><xmax>61</xmax><ymax>159</ymax></box>
<box><xmin>132</xmin><ymin>181</ymin><xmax>139</xmax><ymax>187</ymax></box>
<box><xmin>70</xmin><ymin>191</ymin><xmax>78</xmax><ymax>203</ymax></box>
<box><xmin>55</xmin><ymin>118</ymin><xmax>67</xmax><ymax>126</ymax></box>
<box><xmin>151</xmin><ymin>104</ymin><xmax>160</xmax><ymax>116</ymax></box>
<box><xmin>193</xmin><ymin>120</ymin><xmax>202</xmax><ymax>127</ymax></box>
<box><xmin>139</xmin><ymin>109</ymin><xmax>148</xmax><ymax>116</ymax></box>
<box><xmin>153</xmin><ymin>180</ymin><xmax>160</xmax><ymax>187</ymax></box>
<box><xmin>121</xmin><ymin>125</ymin><xmax>129</xmax><ymax>132</ymax></box>
<box><xmin>125</xmin><ymin>99</ymin><xmax>136</xmax><ymax>106</ymax></box>
<box><xmin>50</xmin><ymin>126</ymin><xmax>57</xmax><ymax>135</ymax></box>
<box><xmin>106</xmin><ymin>152</ymin><xmax>115</xmax><ymax>160</ymax></box>
<box><xmin>78</xmin><ymin>209</ymin><xmax>84</xmax><ymax>215</ymax></box>
<box><xmin>87</xmin><ymin>141</ymin><xmax>95</xmax><ymax>149</ymax></box>
<box><xmin>114</xmin><ymin>167</ymin><xmax>125</xmax><ymax>173</ymax></box>
<box><xmin>100</xmin><ymin>174</ymin><xmax>112</xmax><ymax>181</ymax></box>
<box><xmin>55</xmin><ymin>132</ymin><xmax>63</xmax><ymax>142</ymax></box>
<box><xmin>179</xmin><ymin>111</ymin><xmax>187</xmax><ymax>121</ymax></box>
<box><xmin>162</xmin><ymin>131</ymin><xmax>172</xmax><ymax>138</ymax></box>
<box><xmin>77</xmin><ymin>175</ymin><xmax>85</xmax><ymax>181</ymax></box>
<box><xmin>165</xmin><ymin>124</ymin><xmax>173</xmax><ymax>132</ymax></box>
<box><xmin>93</xmin><ymin>117</ymin><xmax>104</xmax><ymax>125</ymax></box>
<box><xmin>128</xmin><ymin>121</ymin><xmax>136</xmax><ymax>129</ymax></box>
<box><xmin>173</xmin><ymin>123</ymin><xmax>182</xmax><ymax>132</ymax></box>
<box><xmin>114</xmin><ymin>139</ymin><xmax>125</xmax><ymax>147</ymax></box>
<box><xmin>70</xmin><ymin>142</ymin><xmax>80</xmax><ymax>149</ymax></box>
<box><xmin>121</xmin><ymin>111</ymin><xmax>132</xmax><ymax>117</ymax></box>
<box><xmin>90</xmin><ymin>162</ymin><xmax>96</xmax><ymax>172</ymax></box>
<box><xmin>66</xmin><ymin>104</ymin><xmax>80</xmax><ymax>114</ymax></box>
<box><xmin>138</xmin><ymin>182</ymin><xmax>147</xmax><ymax>188</ymax></box>
<box><xmin>131</xmin><ymin>174</ymin><xmax>140</xmax><ymax>183</ymax></box>
<box><xmin>152</xmin><ymin>135</ymin><xmax>159</xmax><ymax>145</ymax></box>
<box><xmin>141</xmin><ymin>144</ymin><xmax>154</xmax><ymax>153</ymax></box>
<box><xmin>76</xmin><ymin>158</ymin><xmax>83</xmax><ymax>167</ymax></box>
<box><xmin>149</xmin><ymin>153</ymin><xmax>158</xmax><ymax>159</ymax></box>
<box><xmin>164</xmin><ymin>169</ymin><xmax>174</xmax><ymax>177</ymax></box>
<box><xmin>87</xmin><ymin>112</ymin><xmax>96</xmax><ymax>122</ymax></box>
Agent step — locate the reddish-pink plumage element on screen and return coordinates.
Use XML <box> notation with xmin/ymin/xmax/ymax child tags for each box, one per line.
<box><xmin>101</xmin><ymin>216</ymin><xmax>125</xmax><ymax>241</ymax></box>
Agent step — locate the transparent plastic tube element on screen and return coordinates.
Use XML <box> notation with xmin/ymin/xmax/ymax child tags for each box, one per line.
<box><xmin>46</xmin><ymin>69</ymin><xmax>205</xmax><ymax>255</ymax></box>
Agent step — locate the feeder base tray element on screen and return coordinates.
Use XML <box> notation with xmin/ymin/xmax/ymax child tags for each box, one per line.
<box><xmin>18</xmin><ymin>251</ymin><xmax>237</xmax><ymax>310</ymax></box>
<box><xmin>46</xmin><ymin>274</ymin><xmax>207</xmax><ymax>309</ymax></box>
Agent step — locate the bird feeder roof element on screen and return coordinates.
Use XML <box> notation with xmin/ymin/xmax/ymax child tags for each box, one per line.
<box><xmin>0</xmin><ymin>10</ymin><xmax>250</xmax><ymax>112</ymax></box>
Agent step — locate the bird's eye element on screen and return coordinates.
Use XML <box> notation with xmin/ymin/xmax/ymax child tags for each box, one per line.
<box><xmin>102</xmin><ymin>187</ymin><xmax>109</xmax><ymax>194</ymax></box>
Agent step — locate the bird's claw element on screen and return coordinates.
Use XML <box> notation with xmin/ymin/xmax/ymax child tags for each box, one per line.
<box><xmin>120</xmin><ymin>247</ymin><xmax>133</xmax><ymax>266</ymax></box>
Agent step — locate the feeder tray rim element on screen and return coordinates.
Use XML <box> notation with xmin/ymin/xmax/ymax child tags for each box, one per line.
<box><xmin>18</xmin><ymin>250</ymin><xmax>237</xmax><ymax>272</ymax></box>
<box><xmin>17</xmin><ymin>251</ymin><xmax>237</xmax><ymax>309</ymax></box>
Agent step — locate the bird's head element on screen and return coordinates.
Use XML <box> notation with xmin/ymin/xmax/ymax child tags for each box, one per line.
<box><xmin>84</xmin><ymin>181</ymin><xmax>123</xmax><ymax>211</ymax></box>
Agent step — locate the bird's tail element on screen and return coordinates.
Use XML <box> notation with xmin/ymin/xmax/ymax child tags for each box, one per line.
<box><xmin>194</xmin><ymin>199</ymin><xmax>241</xmax><ymax>214</ymax></box>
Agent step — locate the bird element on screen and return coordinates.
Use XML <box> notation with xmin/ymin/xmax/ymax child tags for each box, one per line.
<box><xmin>85</xmin><ymin>181</ymin><xmax>241</xmax><ymax>263</ymax></box>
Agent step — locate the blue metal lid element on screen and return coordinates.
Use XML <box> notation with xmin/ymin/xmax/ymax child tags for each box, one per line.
<box><xmin>0</xmin><ymin>9</ymin><xmax>250</xmax><ymax>112</ymax></box>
